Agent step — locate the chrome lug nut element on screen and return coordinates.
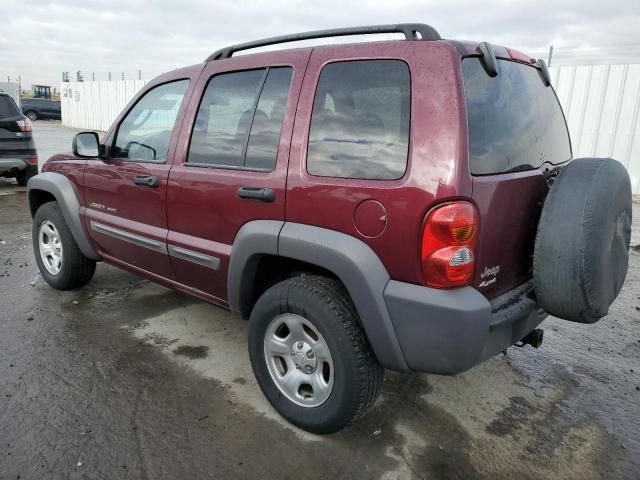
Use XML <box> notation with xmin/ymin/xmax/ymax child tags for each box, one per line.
<box><xmin>297</xmin><ymin>341</ymin><xmax>304</xmax><ymax>349</ymax></box>
<box><xmin>306</xmin><ymin>351</ymin><xmax>315</xmax><ymax>359</ymax></box>
<box><xmin>305</xmin><ymin>365</ymin><xmax>313</xmax><ymax>373</ymax></box>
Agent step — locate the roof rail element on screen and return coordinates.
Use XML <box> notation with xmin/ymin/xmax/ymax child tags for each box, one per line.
<box><xmin>205</xmin><ymin>23</ymin><xmax>441</xmax><ymax>62</ymax></box>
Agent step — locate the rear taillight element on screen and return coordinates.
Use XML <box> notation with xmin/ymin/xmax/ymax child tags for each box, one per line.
<box><xmin>420</xmin><ymin>202</ymin><xmax>478</xmax><ymax>288</ymax></box>
<box><xmin>27</xmin><ymin>155</ymin><xmax>38</xmax><ymax>165</ymax></box>
<box><xmin>16</xmin><ymin>119</ymin><xmax>32</xmax><ymax>132</ymax></box>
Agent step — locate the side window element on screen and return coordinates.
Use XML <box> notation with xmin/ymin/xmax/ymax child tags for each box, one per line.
<box><xmin>307</xmin><ymin>60</ymin><xmax>410</xmax><ymax>180</ymax></box>
<box><xmin>112</xmin><ymin>79</ymin><xmax>189</xmax><ymax>163</ymax></box>
<box><xmin>187</xmin><ymin>67</ymin><xmax>292</xmax><ymax>170</ymax></box>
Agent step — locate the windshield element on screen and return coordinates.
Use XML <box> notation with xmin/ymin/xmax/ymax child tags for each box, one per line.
<box><xmin>462</xmin><ymin>58</ymin><xmax>572</xmax><ymax>175</ymax></box>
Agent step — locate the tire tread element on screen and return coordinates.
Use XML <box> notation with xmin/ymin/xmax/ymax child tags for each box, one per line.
<box><xmin>278</xmin><ymin>274</ymin><xmax>383</xmax><ymax>429</ymax></box>
<box><xmin>33</xmin><ymin>201</ymin><xmax>96</xmax><ymax>289</ymax></box>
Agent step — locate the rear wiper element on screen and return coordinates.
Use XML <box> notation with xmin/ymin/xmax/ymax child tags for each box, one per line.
<box><xmin>505</xmin><ymin>163</ymin><xmax>535</xmax><ymax>173</ymax></box>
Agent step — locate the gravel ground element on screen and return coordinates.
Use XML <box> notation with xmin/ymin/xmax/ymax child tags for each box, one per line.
<box><xmin>0</xmin><ymin>122</ymin><xmax>639</xmax><ymax>480</ymax></box>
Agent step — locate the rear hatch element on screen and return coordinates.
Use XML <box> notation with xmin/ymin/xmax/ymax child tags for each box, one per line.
<box><xmin>0</xmin><ymin>95</ymin><xmax>34</xmax><ymax>155</ymax></box>
<box><xmin>462</xmin><ymin>56</ymin><xmax>572</xmax><ymax>299</ymax></box>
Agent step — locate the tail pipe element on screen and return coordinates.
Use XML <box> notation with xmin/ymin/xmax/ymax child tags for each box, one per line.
<box><xmin>518</xmin><ymin>328</ymin><xmax>544</xmax><ymax>348</ymax></box>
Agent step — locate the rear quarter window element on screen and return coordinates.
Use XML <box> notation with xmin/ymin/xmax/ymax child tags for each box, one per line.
<box><xmin>463</xmin><ymin>58</ymin><xmax>571</xmax><ymax>175</ymax></box>
<box><xmin>307</xmin><ymin>60</ymin><xmax>410</xmax><ymax>180</ymax></box>
<box><xmin>0</xmin><ymin>96</ymin><xmax>20</xmax><ymax>118</ymax></box>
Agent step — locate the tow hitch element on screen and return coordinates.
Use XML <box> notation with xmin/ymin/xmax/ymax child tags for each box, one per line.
<box><xmin>542</xmin><ymin>166</ymin><xmax>562</xmax><ymax>186</ymax></box>
<box><xmin>517</xmin><ymin>328</ymin><xmax>544</xmax><ymax>348</ymax></box>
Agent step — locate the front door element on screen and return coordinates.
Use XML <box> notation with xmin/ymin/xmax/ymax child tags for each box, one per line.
<box><xmin>83</xmin><ymin>78</ymin><xmax>192</xmax><ymax>280</ymax></box>
<box><xmin>166</xmin><ymin>49</ymin><xmax>311</xmax><ymax>304</ymax></box>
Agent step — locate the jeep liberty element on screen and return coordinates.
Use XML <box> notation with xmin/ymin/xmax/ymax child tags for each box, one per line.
<box><xmin>27</xmin><ymin>24</ymin><xmax>632</xmax><ymax>433</ymax></box>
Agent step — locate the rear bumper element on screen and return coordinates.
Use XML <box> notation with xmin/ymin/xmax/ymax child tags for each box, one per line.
<box><xmin>0</xmin><ymin>156</ymin><xmax>30</xmax><ymax>174</ymax></box>
<box><xmin>384</xmin><ymin>280</ymin><xmax>546</xmax><ymax>374</ymax></box>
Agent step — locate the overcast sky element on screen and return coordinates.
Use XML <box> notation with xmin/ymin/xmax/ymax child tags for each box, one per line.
<box><xmin>2</xmin><ymin>0</ymin><xmax>640</xmax><ymax>88</ymax></box>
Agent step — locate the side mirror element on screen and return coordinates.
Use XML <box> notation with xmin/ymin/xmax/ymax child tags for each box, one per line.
<box><xmin>73</xmin><ymin>131</ymin><xmax>100</xmax><ymax>157</ymax></box>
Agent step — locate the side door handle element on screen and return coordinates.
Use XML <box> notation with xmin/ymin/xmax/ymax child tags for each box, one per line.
<box><xmin>237</xmin><ymin>187</ymin><xmax>275</xmax><ymax>203</ymax></box>
<box><xmin>133</xmin><ymin>175</ymin><xmax>159</xmax><ymax>188</ymax></box>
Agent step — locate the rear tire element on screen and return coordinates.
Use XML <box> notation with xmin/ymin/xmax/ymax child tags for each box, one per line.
<box><xmin>16</xmin><ymin>165</ymin><xmax>37</xmax><ymax>187</ymax></box>
<box><xmin>32</xmin><ymin>201</ymin><xmax>96</xmax><ymax>290</ymax></box>
<box><xmin>25</xmin><ymin>110</ymin><xmax>37</xmax><ymax>121</ymax></box>
<box><xmin>248</xmin><ymin>275</ymin><xmax>383</xmax><ymax>434</ymax></box>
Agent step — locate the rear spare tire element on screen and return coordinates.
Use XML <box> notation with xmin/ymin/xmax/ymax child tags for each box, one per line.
<box><xmin>534</xmin><ymin>158</ymin><xmax>632</xmax><ymax>323</ymax></box>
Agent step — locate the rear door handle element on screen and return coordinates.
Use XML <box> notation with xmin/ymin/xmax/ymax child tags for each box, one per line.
<box><xmin>237</xmin><ymin>187</ymin><xmax>275</xmax><ymax>203</ymax></box>
<box><xmin>133</xmin><ymin>175</ymin><xmax>159</xmax><ymax>188</ymax></box>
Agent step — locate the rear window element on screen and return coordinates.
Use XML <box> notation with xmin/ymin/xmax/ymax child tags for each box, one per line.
<box><xmin>0</xmin><ymin>96</ymin><xmax>20</xmax><ymax>118</ymax></box>
<box><xmin>463</xmin><ymin>58</ymin><xmax>571</xmax><ymax>175</ymax></box>
<box><xmin>307</xmin><ymin>60</ymin><xmax>410</xmax><ymax>180</ymax></box>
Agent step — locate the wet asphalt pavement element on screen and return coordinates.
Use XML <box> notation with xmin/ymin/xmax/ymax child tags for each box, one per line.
<box><xmin>1</xmin><ymin>122</ymin><xmax>639</xmax><ymax>480</ymax></box>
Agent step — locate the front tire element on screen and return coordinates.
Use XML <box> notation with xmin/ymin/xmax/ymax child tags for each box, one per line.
<box><xmin>248</xmin><ymin>275</ymin><xmax>383</xmax><ymax>434</ymax></box>
<box><xmin>32</xmin><ymin>201</ymin><xmax>96</xmax><ymax>290</ymax></box>
<box><xmin>25</xmin><ymin>110</ymin><xmax>37</xmax><ymax>121</ymax></box>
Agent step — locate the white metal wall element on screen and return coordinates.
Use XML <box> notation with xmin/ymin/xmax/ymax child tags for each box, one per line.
<box><xmin>60</xmin><ymin>80</ymin><xmax>146</xmax><ymax>132</ymax></box>
<box><xmin>550</xmin><ymin>64</ymin><xmax>640</xmax><ymax>194</ymax></box>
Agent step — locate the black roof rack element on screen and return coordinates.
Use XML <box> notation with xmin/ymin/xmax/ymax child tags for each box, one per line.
<box><xmin>205</xmin><ymin>23</ymin><xmax>441</xmax><ymax>61</ymax></box>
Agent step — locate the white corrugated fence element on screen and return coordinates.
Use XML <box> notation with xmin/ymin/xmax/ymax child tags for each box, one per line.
<box><xmin>550</xmin><ymin>64</ymin><xmax>640</xmax><ymax>194</ymax></box>
<box><xmin>60</xmin><ymin>80</ymin><xmax>146</xmax><ymax>132</ymax></box>
<box><xmin>60</xmin><ymin>64</ymin><xmax>640</xmax><ymax>193</ymax></box>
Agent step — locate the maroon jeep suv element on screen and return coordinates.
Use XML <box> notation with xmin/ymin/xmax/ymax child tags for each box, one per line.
<box><xmin>27</xmin><ymin>24</ymin><xmax>632</xmax><ymax>434</ymax></box>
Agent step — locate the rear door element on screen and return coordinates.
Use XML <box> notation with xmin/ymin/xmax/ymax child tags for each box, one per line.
<box><xmin>83</xmin><ymin>76</ymin><xmax>194</xmax><ymax>279</ymax></box>
<box><xmin>463</xmin><ymin>57</ymin><xmax>572</xmax><ymax>298</ymax></box>
<box><xmin>166</xmin><ymin>50</ymin><xmax>310</xmax><ymax>304</ymax></box>
<box><xmin>42</xmin><ymin>99</ymin><xmax>61</xmax><ymax>119</ymax></box>
<box><xmin>32</xmin><ymin>100</ymin><xmax>45</xmax><ymax>117</ymax></box>
<box><xmin>22</xmin><ymin>100</ymin><xmax>42</xmax><ymax>117</ymax></box>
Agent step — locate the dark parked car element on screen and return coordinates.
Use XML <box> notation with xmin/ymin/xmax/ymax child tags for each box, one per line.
<box><xmin>26</xmin><ymin>24</ymin><xmax>632</xmax><ymax>434</ymax></box>
<box><xmin>21</xmin><ymin>98</ymin><xmax>61</xmax><ymax>121</ymax></box>
<box><xmin>0</xmin><ymin>92</ymin><xmax>38</xmax><ymax>185</ymax></box>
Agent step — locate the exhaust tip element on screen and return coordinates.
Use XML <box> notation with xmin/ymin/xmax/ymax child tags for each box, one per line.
<box><xmin>520</xmin><ymin>328</ymin><xmax>544</xmax><ymax>348</ymax></box>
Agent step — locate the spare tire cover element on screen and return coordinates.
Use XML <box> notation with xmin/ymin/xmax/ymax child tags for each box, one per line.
<box><xmin>534</xmin><ymin>158</ymin><xmax>632</xmax><ymax>323</ymax></box>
